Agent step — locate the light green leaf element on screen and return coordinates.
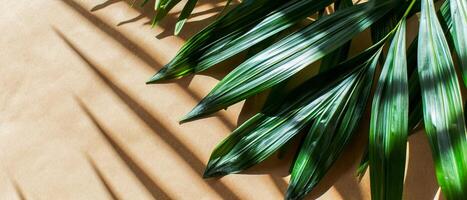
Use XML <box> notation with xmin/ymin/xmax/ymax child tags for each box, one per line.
<box><xmin>418</xmin><ymin>0</ymin><xmax>467</xmax><ymax>198</ymax></box>
<box><xmin>445</xmin><ymin>0</ymin><xmax>467</xmax><ymax>86</ymax></box>
<box><xmin>369</xmin><ymin>20</ymin><xmax>408</xmax><ymax>200</ymax></box>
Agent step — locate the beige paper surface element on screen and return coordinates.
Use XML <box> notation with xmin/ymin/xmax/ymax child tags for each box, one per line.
<box><xmin>0</xmin><ymin>0</ymin><xmax>442</xmax><ymax>199</ymax></box>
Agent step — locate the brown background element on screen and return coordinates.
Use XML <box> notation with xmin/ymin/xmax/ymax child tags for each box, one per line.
<box><xmin>0</xmin><ymin>0</ymin><xmax>444</xmax><ymax>199</ymax></box>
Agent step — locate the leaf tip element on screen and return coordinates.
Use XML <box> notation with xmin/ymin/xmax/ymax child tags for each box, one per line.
<box><xmin>179</xmin><ymin>105</ymin><xmax>205</xmax><ymax>123</ymax></box>
<box><xmin>202</xmin><ymin>168</ymin><xmax>218</xmax><ymax>178</ymax></box>
<box><xmin>203</xmin><ymin>162</ymin><xmax>229</xmax><ymax>178</ymax></box>
<box><xmin>146</xmin><ymin>72</ymin><xmax>165</xmax><ymax>84</ymax></box>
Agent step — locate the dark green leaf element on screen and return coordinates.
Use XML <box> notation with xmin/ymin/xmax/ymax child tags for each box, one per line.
<box><xmin>203</xmin><ymin>44</ymin><xmax>384</xmax><ymax>178</ymax></box>
<box><xmin>147</xmin><ymin>0</ymin><xmax>334</xmax><ymax>82</ymax></box>
<box><xmin>180</xmin><ymin>2</ymin><xmax>396</xmax><ymax>122</ymax></box>
<box><xmin>318</xmin><ymin>0</ymin><xmax>352</xmax><ymax>72</ymax></box>
<box><xmin>174</xmin><ymin>0</ymin><xmax>198</xmax><ymax>35</ymax></box>
<box><xmin>286</xmin><ymin>47</ymin><xmax>382</xmax><ymax>200</ymax></box>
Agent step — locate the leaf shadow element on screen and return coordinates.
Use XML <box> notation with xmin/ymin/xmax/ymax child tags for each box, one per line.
<box><xmin>84</xmin><ymin>154</ymin><xmax>121</xmax><ymax>200</ymax></box>
<box><xmin>76</xmin><ymin>98</ymin><xmax>172</xmax><ymax>200</ymax></box>
<box><xmin>57</xmin><ymin>29</ymin><xmax>240</xmax><ymax>199</ymax></box>
<box><xmin>60</xmin><ymin>0</ymin><xmax>236</xmax><ymax>130</ymax></box>
<box><xmin>12</xmin><ymin>179</ymin><xmax>27</xmax><ymax>200</ymax></box>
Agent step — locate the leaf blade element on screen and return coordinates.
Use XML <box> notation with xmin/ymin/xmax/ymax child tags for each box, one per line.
<box><xmin>286</xmin><ymin>48</ymin><xmax>382</xmax><ymax>200</ymax></box>
<box><xmin>369</xmin><ymin>20</ymin><xmax>408</xmax><ymax>200</ymax></box>
<box><xmin>147</xmin><ymin>0</ymin><xmax>334</xmax><ymax>82</ymax></box>
<box><xmin>418</xmin><ymin>0</ymin><xmax>467</xmax><ymax>198</ymax></box>
<box><xmin>449</xmin><ymin>0</ymin><xmax>467</xmax><ymax>86</ymax></box>
<box><xmin>181</xmin><ymin>2</ymin><xmax>395</xmax><ymax>122</ymax></box>
<box><xmin>203</xmin><ymin>44</ymin><xmax>384</xmax><ymax>178</ymax></box>
<box><xmin>174</xmin><ymin>0</ymin><xmax>198</xmax><ymax>35</ymax></box>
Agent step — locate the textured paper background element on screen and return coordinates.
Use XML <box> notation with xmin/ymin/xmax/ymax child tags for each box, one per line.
<box><xmin>0</xmin><ymin>0</ymin><xmax>444</xmax><ymax>199</ymax></box>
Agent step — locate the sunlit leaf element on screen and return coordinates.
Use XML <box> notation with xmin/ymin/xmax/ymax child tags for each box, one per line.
<box><xmin>174</xmin><ymin>0</ymin><xmax>198</xmax><ymax>35</ymax></box>
<box><xmin>180</xmin><ymin>2</ymin><xmax>396</xmax><ymax>122</ymax></box>
<box><xmin>204</xmin><ymin>45</ymin><xmax>383</xmax><ymax>178</ymax></box>
<box><xmin>440</xmin><ymin>0</ymin><xmax>467</xmax><ymax>86</ymax></box>
<box><xmin>369</xmin><ymin>20</ymin><xmax>408</xmax><ymax>200</ymax></box>
<box><xmin>418</xmin><ymin>0</ymin><xmax>467</xmax><ymax>198</ymax></box>
<box><xmin>147</xmin><ymin>0</ymin><xmax>335</xmax><ymax>82</ymax></box>
<box><xmin>151</xmin><ymin>0</ymin><xmax>181</xmax><ymax>26</ymax></box>
<box><xmin>286</xmin><ymin>47</ymin><xmax>382</xmax><ymax>200</ymax></box>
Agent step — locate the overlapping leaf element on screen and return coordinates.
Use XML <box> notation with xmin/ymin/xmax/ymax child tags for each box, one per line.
<box><xmin>148</xmin><ymin>0</ymin><xmax>335</xmax><ymax>82</ymax></box>
<box><xmin>151</xmin><ymin>0</ymin><xmax>181</xmax><ymax>26</ymax></box>
<box><xmin>357</xmin><ymin>31</ymin><xmax>425</xmax><ymax>183</ymax></box>
<box><xmin>318</xmin><ymin>0</ymin><xmax>353</xmax><ymax>72</ymax></box>
<box><xmin>180</xmin><ymin>2</ymin><xmax>396</xmax><ymax>122</ymax></box>
<box><xmin>369</xmin><ymin>20</ymin><xmax>408</xmax><ymax>200</ymax></box>
<box><xmin>174</xmin><ymin>0</ymin><xmax>198</xmax><ymax>35</ymax></box>
<box><xmin>370</xmin><ymin>0</ymin><xmax>403</xmax><ymax>44</ymax></box>
<box><xmin>203</xmin><ymin>45</ymin><xmax>384</xmax><ymax>178</ymax></box>
<box><xmin>357</xmin><ymin>36</ymin><xmax>422</xmax><ymax>182</ymax></box>
<box><xmin>418</xmin><ymin>0</ymin><xmax>467</xmax><ymax>198</ymax></box>
<box><xmin>140</xmin><ymin>0</ymin><xmax>467</xmax><ymax>199</ymax></box>
<box><xmin>286</xmin><ymin>48</ymin><xmax>382</xmax><ymax>200</ymax></box>
<box><xmin>440</xmin><ymin>0</ymin><xmax>467</xmax><ymax>86</ymax></box>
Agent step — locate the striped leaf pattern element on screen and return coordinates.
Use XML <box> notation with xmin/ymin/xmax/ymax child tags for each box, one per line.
<box><xmin>141</xmin><ymin>0</ymin><xmax>467</xmax><ymax>199</ymax></box>
<box><xmin>286</xmin><ymin>48</ymin><xmax>382</xmax><ymax>200</ymax></box>
<box><xmin>369</xmin><ymin>20</ymin><xmax>408</xmax><ymax>200</ymax></box>
<box><xmin>418</xmin><ymin>0</ymin><xmax>467</xmax><ymax>198</ymax></box>
<box><xmin>181</xmin><ymin>2</ymin><xmax>395</xmax><ymax>122</ymax></box>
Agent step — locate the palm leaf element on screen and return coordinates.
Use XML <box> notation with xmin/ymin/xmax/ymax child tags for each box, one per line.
<box><xmin>180</xmin><ymin>2</ymin><xmax>396</xmax><ymax>122</ymax></box>
<box><xmin>418</xmin><ymin>0</ymin><xmax>467</xmax><ymax>198</ymax></box>
<box><xmin>318</xmin><ymin>0</ymin><xmax>353</xmax><ymax>72</ymax></box>
<box><xmin>174</xmin><ymin>0</ymin><xmax>198</xmax><ymax>35</ymax></box>
<box><xmin>356</xmin><ymin>36</ymin><xmax>422</xmax><ymax>182</ymax></box>
<box><xmin>370</xmin><ymin>0</ymin><xmax>403</xmax><ymax>44</ymax></box>
<box><xmin>203</xmin><ymin>44</ymin><xmax>384</xmax><ymax>178</ymax></box>
<box><xmin>151</xmin><ymin>0</ymin><xmax>181</xmax><ymax>26</ymax></box>
<box><xmin>285</xmin><ymin>47</ymin><xmax>382</xmax><ymax>200</ymax></box>
<box><xmin>147</xmin><ymin>0</ymin><xmax>336</xmax><ymax>82</ymax></box>
<box><xmin>369</xmin><ymin>20</ymin><xmax>408</xmax><ymax>200</ymax></box>
<box><xmin>440</xmin><ymin>0</ymin><xmax>467</xmax><ymax>86</ymax></box>
<box><xmin>139</xmin><ymin>0</ymin><xmax>467</xmax><ymax>198</ymax></box>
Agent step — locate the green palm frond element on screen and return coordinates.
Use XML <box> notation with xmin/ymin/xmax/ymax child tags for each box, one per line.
<box><xmin>204</xmin><ymin>44</ymin><xmax>383</xmax><ymax>178</ymax></box>
<box><xmin>174</xmin><ymin>0</ymin><xmax>198</xmax><ymax>35</ymax></box>
<box><xmin>418</xmin><ymin>0</ymin><xmax>467</xmax><ymax>198</ymax></box>
<box><xmin>140</xmin><ymin>0</ymin><xmax>467</xmax><ymax>199</ymax></box>
<box><xmin>147</xmin><ymin>0</ymin><xmax>333</xmax><ymax>83</ymax></box>
<box><xmin>356</xmin><ymin>36</ymin><xmax>423</xmax><ymax>182</ymax></box>
<box><xmin>180</xmin><ymin>2</ymin><xmax>395</xmax><ymax>122</ymax></box>
<box><xmin>440</xmin><ymin>0</ymin><xmax>467</xmax><ymax>86</ymax></box>
<box><xmin>286</xmin><ymin>47</ymin><xmax>381</xmax><ymax>200</ymax></box>
<box><xmin>369</xmin><ymin>19</ymin><xmax>408</xmax><ymax>200</ymax></box>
